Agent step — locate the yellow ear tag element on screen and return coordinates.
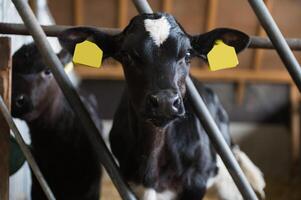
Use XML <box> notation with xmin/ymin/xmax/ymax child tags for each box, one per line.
<box><xmin>207</xmin><ymin>40</ymin><xmax>239</xmax><ymax>71</ymax></box>
<box><xmin>72</xmin><ymin>40</ymin><xmax>103</xmax><ymax>68</ymax></box>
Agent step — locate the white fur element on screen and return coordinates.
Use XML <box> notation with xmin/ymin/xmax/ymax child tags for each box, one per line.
<box><xmin>130</xmin><ymin>183</ymin><xmax>176</xmax><ymax>200</ymax></box>
<box><xmin>143</xmin><ymin>189</ymin><xmax>157</xmax><ymax>200</ymax></box>
<box><xmin>233</xmin><ymin>147</ymin><xmax>266</xmax><ymax>199</ymax></box>
<box><xmin>144</xmin><ymin>16</ymin><xmax>171</xmax><ymax>46</ymax></box>
<box><xmin>156</xmin><ymin>190</ymin><xmax>176</xmax><ymax>200</ymax></box>
<box><xmin>209</xmin><ymin>156</ymin><xmax>243</xmax><ymax>200</ymax></box>
<box><xmin>207</xmin><ymin>149</ymin><xmax>265</xmax><ymax>200</ymax></box>
<box><xmin>206</xmin><ymin>176</ymin><xmax>215</xmax><ymax>189</ymax></box>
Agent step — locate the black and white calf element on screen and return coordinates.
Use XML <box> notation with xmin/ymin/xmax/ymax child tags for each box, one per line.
<box><xmin>59</xmin><ymin>13</ymin><xmax>265</xmax><ymax>200</ymax></box>
<box><xmin>12</xmin><ymin>43</ymin><xmax>102</xmax><ymax>200</ymax></box>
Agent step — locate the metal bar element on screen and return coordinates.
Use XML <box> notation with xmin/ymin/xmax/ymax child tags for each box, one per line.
<box><xmin>248</xmin><ymin>0</ymin><xmax>301</xmax><ymax>92</ymax></box>
<box><xmin>249</xmin><ymin>36</ymin><xmax>301</xmax><ymax>50</ymax></box>
<box><xmin>132</xmin><ymin>0</ymin><xmax>153</xmax><ymax>13</ymax></box>
<box><xmin>0</xmin><ymin>96</ymin><xmax>55</xmax><ymax>200</ymax></box>
<box><xmin>1</xmin><ymin>22</ymin><xmax>301</xmax><ymax>51</ymax></box>
<box><xmin>250</xmin><ymin>0</ymin><xmax>273</xmax><ymax>71</ymax></box>
<box><xmin>10</xmin><ymin>1</ymin><xmax>136</xmax><ymax>200</ymax></box>
<box><xmin>186</xmin><ymin>79</ymin><xmax>258</xmax><ymax>200</ymax></box>
<box><xmin>131</xmin><ymin>0</ymin><xmax>258</xmax><ymax>199</ymax></box>
<box><xmin>0</xmin><ymin>23</ymin><xmax>120</xmax><ymax>36</ymax></box>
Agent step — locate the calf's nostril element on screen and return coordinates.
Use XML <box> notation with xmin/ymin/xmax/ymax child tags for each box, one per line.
<box><xmin>16</xmin><ymin>95</ymin><xmax>26</xmax><ymax>107</ymax></box>
<box><xmin>172</xmin><ymin>96</ymin><xmax>181</xmax><ymax>110</ymax></box>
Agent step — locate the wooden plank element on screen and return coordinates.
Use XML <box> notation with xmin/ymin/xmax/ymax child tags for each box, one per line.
<box><xmin>250</xmin><ymin>0</ymin><xmax>273</xmax><ymax>71</ymax></box>
<box><xmin>118</xmin><ymin>0</ymin><xmax>128</xmax><ymax>28</ymax></box>
<box><xmin>162</xmin><ymin>0</ymin><xmax>173</xmax><ymax>13</ymax></box>
<box><xmin>75</xmin><ymin>64</ymin><xmax>294</xmax><ymax>83</ymax></box>
<box><xmin>235</xmin><ymin>80</ymin><xmax>246</xmax><ymax>105</ymax></box>
<box><xmin>235</xmin><ymin>82</ymin><xmax>246</xmax><ymax>105</ymax></box>
<box><xmin>0</xmin><ymin>37</ymin><xmax>12</xmax><ymax>200</ymax></box>
<box><xmin>204</xmin><ymin>0</ymin><xmax>218</xmax><ymax>31</ymax></box>
<box><xmin>185</xmin><ymin>68</ymin><xmax>294</xmax><ymax>83</ymax></box>
<box><xmin>73</xmin><ymin>0</ymin><xmax>84</xmax><ymax>25</ymax></box>
<box><xmin>290</xmin><ymin>84</ymin><xmax>300</xmax><ymax>174</ymax></box>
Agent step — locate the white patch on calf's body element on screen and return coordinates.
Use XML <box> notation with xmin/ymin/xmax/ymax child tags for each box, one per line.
<box><xmin>206</xmin><ymin>156</ymin><xmax>243</xmax><ymax>200</ymax></box>
<box><xmin>144</xmin><ymin>16</ymin><xmax>171</xmax><ymax>46</ymax></box>
<box><xmin>207</xmin><ymin>149</ymin><xmax>265</xmax><ymax>200</ymax></box>
<box><xmin>206</xmin><ymin>176</ymin><xmax>216</xmax><ymax>189</ymax></box>
<box><xmin>143</xmin><ymin>189</ymin><xmax>157</xmax><ymax>200</ymax></box>
<box><xmin>156</xmin><ymin>190</ymin><xmax>176</xmax><ymax>200</ymax></box>
<box><xmin>232</xmin><ymin>146</ymin><xmax>266</xmax><ymax>199</ymax></box>
<box><xmin>130</xmin><ymin>183</ymin><xmax>176</xmax><ymax>200</ymax></box>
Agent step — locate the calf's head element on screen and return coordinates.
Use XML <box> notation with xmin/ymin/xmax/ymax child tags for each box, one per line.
<box><xmin>59</xmin><ymin>13</ymin><xmax>249</xmax><ymax>126</ymax></box>
<box><xmin>12</xmin><ymin>43</ymin><xmax>70</xmax><ymax>121</ymax></box>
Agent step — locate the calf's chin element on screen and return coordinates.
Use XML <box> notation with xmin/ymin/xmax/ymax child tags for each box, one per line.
<box><xmin>146</xmin><ymin>117</ymin><xmax>176</xmax><ymax>128</ymax></box>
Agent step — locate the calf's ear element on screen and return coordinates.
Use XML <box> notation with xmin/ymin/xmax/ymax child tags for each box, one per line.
<box><xmin>57</xmin><ymin>49</ymin><xmax>72</xmax><ymax>65</ymax></box>
<box><xmin>190</xmin><ymin>28</ymin><xmax>250</xmax><ymax>60</ymax></box>
<box><xmin>58</xmin><ymin>27</ymin><xmax>119</xmax><ymax>60</ymax></box>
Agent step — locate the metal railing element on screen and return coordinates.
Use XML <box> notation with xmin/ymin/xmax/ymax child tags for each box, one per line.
<box><xmin>0</xmin><ymin>0</ymin><xmax>299</xmax><ymax>199</ymax></box>
<box><xmin>248</xmin><ymin>0</ymin><xmax>301</xmax><ymax>92</ymax></box>
<box><xmin>1</xmin><ymin>22</ymin><xmax>301</xmax><ymax>51</ymax></box>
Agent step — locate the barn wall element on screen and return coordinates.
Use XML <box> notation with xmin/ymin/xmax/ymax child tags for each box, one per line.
<box><xmin>47</xmin><ymin>0</ymin><xmax>301</xmax><ymax>66</ymax></box>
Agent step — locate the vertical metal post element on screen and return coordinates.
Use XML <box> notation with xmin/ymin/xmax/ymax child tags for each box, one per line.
<box><xmin>0</xmin><ymin>97</ymin><xmax>56</xmax><ymax>200</ymax></box>
<box><xmin>10</xmin><ymin>0</ymin><xmax>136</xmax><ymax>200</ymax></box>
<box><xmin>248</xmin><ymin>0</ymin><xmax>301</xmax><ymax>92</ymax></box>
<box><xmin>132</xmin><ymin>0</ymin><xmax>258</xmax><ymax>199</ymax></box>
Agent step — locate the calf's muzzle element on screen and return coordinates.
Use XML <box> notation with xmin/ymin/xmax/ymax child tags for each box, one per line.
<box><xmin>146</xmin><ymin>90</ymin><xmax>185</xmax><ymax>119</ymax></box>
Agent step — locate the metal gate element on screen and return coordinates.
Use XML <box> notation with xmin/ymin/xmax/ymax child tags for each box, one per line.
<box><xmin>1</xmin><ymin>0</ymin><xmax>301</xmax><ymax>199</ymax></box>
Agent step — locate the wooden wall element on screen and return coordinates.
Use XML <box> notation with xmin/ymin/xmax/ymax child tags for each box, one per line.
<box><xmin>46</xmin><ymin>0</ymin><xmax>301</xmax><ymax>125</ymax></box>
<box><xmin>48</xmin><ymin>0</ymin><xmax>301</xmax><ymax>68</ymax></box>
<box><xmin>47</xmin><ymin>0</ymin><xmax>301</xmax><ymax>117</ymax></box>
<box><xmin>47</xmin><ymin>0</ymin><xmax>301</xmax><ymax>93</ymax></box>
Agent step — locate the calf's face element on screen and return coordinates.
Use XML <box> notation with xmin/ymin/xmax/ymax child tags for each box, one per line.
<box><xmin>59</xmin><ymin>13</ymin><xmax>249</xmax><ymax>126</ymax></box>
<box><xmin>118</xmin><ymin>15</ymin><xmax>191</xmax><ymax>125</ymax></box>
<box><xmin>12</xmin><ymin>43</ymin><xmax>70</xmax><ymax>121</ymax></box>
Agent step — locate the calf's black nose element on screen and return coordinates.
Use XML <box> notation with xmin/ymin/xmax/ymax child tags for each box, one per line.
<box><xmin>147</xmin><ymin>90</ymin><xmax>184</xmax><ymax>117</ymax></box>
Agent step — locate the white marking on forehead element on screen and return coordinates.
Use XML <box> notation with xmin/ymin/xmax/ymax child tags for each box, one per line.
<box><xmin>144</xmin><ymin>16</ymin><xmax>171</xmax><ymax>46</ymax></box>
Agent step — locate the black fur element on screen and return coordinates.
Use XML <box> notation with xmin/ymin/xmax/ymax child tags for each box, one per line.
<box><xmin>58</xmin><ymin>13</ymin><xmax>250</xmax><ymax>199</ymax></box>
<box><xmin>12</xmin><ymin>43</ymin><xmax>102</xmax><ymax>200</ymax></box>
<box><xmin>109</xmin><ymin>80</ymin><xmax>229</xmax><ymax>199</ymax></box>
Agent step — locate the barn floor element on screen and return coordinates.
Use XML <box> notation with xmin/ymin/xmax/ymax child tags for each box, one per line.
<box><xmin>9</xmin><ymin>121</ymin><xmax>301</xmax><ymax>199</ymax></box>
<box><xmin>100</xmin><ymin>122</ymin><xmax>301</xmax><ymax>200</ymax></box>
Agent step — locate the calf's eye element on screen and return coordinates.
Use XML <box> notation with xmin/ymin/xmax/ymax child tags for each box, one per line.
<box><xmin>43</xmin><ymin>69</ymin><xmax>52</xmax><ymax>76</ymax></box>
<box><xmin>184</xmin><ymin>52</ymin><xmax>191</xmax><ymax>64</ymax></box>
